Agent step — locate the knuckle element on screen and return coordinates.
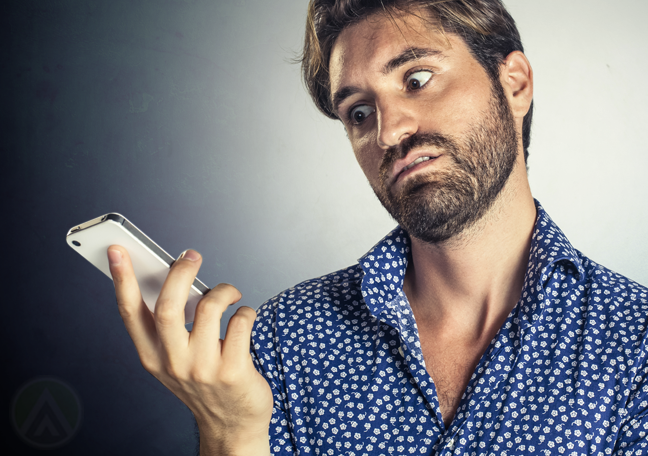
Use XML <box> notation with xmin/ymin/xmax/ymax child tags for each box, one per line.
<box><xmin>236</xmin><ymin>306</ymin><xmax>257</xmax><ymax>320</ymax></box>
<box><xmin>213</xmin><ymin>283</ymin><xmax>242</xmax><ymax>301</ymax></box>
<box><xmin>216</xmin><ymin>367</ymin><xmax>241</xmax><ymax>387</ymax></box>
<box><xmin>196</xmin><ymin>293</ymin><xmax>221</xmax><ymax>308</ymax></box>
<box><xmin>139</xmin><ymin>356</ymin><xmax>159</xmax><ymax>374</ymax></box>
<box><xmin>227</xmin><ymin>312</ymin><xmax>253</xmax><ymax>333</ymax></box>
<box><xmin>187</xmin><ymin>367</ymin><xmax>214</xmax><ymax>386</ymax></box>
<box><xmin>193</xmin><ymin>301</ymin><xmax>216</xmax><ymax>323</ymax></box>
<box><xmin>163</xmin><ymin>361</ymin><xmax>186</xmax><ymax>382</ymax></box>
<box><xmin>155</xmin><ymin>302</ymin><xmax>181</xmax><ymax>326</ymax></box>
<box><xmin>197</xmin><ymin>285</ymin><xmax>244</xmax><ymax>315</ymax></box>
<box><xmin>117</xmin><ymin>304</ymin><xmax>135</xmax><ymax>321</ymax></box>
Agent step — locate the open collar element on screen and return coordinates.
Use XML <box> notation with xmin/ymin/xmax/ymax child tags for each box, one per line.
<box><xmin>358</xmin><ymin>200</ymin><xmax>585</xmax><ymax>328</ymax></box>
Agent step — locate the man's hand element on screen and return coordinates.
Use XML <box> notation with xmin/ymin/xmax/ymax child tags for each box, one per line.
<box><xmin>107</xmin><ymin>246</ymin><xmax>272</xmax><ymax>456</ymax></box>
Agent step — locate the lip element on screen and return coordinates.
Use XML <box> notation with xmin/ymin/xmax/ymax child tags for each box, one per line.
<box><xmin>391</xmin><ymin>151</ymin><xmax>441</xmax><ymax>185</ymax></box>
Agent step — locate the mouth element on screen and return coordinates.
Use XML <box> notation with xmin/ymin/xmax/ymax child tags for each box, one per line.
<box><xmin>402</xmin><ymin>156</ymin><xmax>434</xmax><ymax>172</ymax></box>
<box><xmin>393</xmin><ymin>154</ymin><xmax>439</xmax><ymax>183</ymax></box>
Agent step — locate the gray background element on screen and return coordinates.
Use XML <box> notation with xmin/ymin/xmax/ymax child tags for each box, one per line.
<box><xmin>3</xmin><ymin>0</ymin><xmax>647</xmax><ymax>454</ymax></box>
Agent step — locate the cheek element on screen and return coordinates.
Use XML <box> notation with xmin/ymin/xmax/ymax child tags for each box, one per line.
<box><xmin>430</xmin><ymin>71</ymin><xmax>493</xmax><ymax>128</ymax></box>
<box><xmin>352</xmin><ymin>136</ymin><xmax>382</xmax><ymax>182</ymax></box>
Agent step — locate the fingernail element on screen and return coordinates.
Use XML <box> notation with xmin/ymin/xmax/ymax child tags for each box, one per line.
<box><xmin>108</xmin><ymin>249</ymin><xmax>122</xmax><ymax>266</ymax></box>
<box><xmin>179</xmin><ymin>249</ymin><xmax>200</xmax><ymax>261</ymax></box>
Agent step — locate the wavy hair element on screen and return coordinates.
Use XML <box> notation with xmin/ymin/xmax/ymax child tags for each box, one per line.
<box><xmin>301</xmin><ymin>0</ymin><xmax>533</xmax><ymax>162</ymax></box>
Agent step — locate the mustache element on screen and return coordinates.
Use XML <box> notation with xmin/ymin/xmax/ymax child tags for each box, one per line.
<box><xmin>380</xmin><ymin>132</ymin><xmax>458</xmax><ymax>174</ymax></box>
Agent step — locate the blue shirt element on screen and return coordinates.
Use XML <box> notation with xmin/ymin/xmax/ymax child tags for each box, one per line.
<box><xmin>252</xmin><ymin>201</ymin><xmax>648</xmax><ymax>455</ymax></box>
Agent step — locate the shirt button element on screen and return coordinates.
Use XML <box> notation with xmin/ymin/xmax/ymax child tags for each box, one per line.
<box><xmin>398</xmin><ymin>346</ymin><xmax>405</xmax><ymax>357</ymax></box>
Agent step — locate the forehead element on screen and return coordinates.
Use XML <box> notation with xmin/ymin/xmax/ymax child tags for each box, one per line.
<box><xmin>329</xmin><ymin>11</ymin><xmax>461</xmax><ymax>90</ymax></box>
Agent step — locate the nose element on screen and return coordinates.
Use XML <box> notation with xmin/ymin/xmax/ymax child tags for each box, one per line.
<box><xmin>376</xmin><ymin>101</ymin><xmax>418</xmax><ymax>149</ymax></box>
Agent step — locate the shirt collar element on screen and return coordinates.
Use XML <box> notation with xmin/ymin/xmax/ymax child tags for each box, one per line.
<box><xmin>358</xmin><ymin>199</ymin><xmax>585</xmax><ymax>325</ymax></box>
<box><xmin>517</xmin><ymin>199</ymin><xmax>586</xmax><ymax>327</ymax></box>
<box><xmin>357</xmin><ymin>227</ymin><xmax>411</xmax><ymax>319</ymax></box>
<box><xmin>528</xmin><ymin>199</ymin><xmax>585</xmax><ymax>283</ymax></box>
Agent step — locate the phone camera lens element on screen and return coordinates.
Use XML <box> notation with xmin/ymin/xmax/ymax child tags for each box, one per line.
<box><xmin>72</xmin><ymin>241</ymin><xmax>81</xmax><ymax>247</ymax></box>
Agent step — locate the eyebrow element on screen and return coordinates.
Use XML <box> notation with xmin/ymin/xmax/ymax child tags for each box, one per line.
<box><xmin>382</xmin><ymin>46</ymin><xmax>442</xmax><ymax>75</ymax></box>
<box><xmin>331</xmin><ymin>46</ymin><xmax>443</xmax><ymax>116</ymax></box>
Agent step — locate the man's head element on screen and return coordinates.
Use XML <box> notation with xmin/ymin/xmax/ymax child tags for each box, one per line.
<box><xmin>302</xmin><ymin>0</ymin><xmax>532</xmax><ymax>162</ymax></box>
<box><xmin>301</xmin><ymin>0</ymin><xmax>534</xmax><ymax>244</ymax></box>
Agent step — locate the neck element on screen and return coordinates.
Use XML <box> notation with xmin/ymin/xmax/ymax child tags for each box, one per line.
<box><xmin>403</xmin><ymin>168</ymin><xmax>536</xmax><ymax>341</ymax></box>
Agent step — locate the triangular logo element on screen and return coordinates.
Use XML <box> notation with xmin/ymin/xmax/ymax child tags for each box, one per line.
<box><xmin>20</xmin><ymin>388</ymin><xmax>73</xmax><ymax>445</ymax></box>
<box><xmin>12</xmin><ymin>378</ymin><xmax>81</xmax><ymax>449</ymax></box>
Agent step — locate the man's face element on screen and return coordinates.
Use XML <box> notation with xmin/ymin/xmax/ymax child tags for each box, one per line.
<box><xmin>329</xmin><ymin>12</ymin><xmax>521</xmax><ymax>244</ymax></box>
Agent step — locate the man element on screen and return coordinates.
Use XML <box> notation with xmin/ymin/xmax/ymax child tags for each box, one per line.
<box><xmin>107</xmin><ymin>0</ymin><xmax>648</xmax><ymax>454</ymax></box>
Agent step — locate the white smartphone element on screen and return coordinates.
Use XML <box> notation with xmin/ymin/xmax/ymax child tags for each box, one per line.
<box><xmin>66</xmin><ymin>213</ymin><xmax>209</xmax><ymax>324</ymax></box>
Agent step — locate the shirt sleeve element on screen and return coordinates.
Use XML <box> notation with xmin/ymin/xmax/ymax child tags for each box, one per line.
<box><xmin>613</xmin><ymin>353</ymin><xmax>648</xmax><ymax>454</ymax></box>
<box><xmin>251</xmin><ymin>297</ymin><xmax>298</xmax><ymax>456</ymax></box>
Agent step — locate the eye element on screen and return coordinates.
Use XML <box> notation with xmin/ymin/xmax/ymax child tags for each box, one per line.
<box><xmin>349</xmin><ymin>105</ymin><xmax>375</xmax><ymax>125</ymax></box>
<box><xmin>406</xmin><ymin>70</ymin><xmax>433</xmax><ymax>91</ymax></box>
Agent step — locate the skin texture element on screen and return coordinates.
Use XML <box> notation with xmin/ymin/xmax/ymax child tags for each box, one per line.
<box><xmin>329</xmin><ymin>11</ymin><xmax>536</xmax><ymax>427</ymax></box>
<box><xmin>109</xmin><ymin>8</ymin><xmax>537</xmax><ymax>451</ymax></box>
<box><xmin>330</xmin><ymin>16</ymin><xmax>520</xmax><ymax>245</ymax></box>
<box><xmin>108</xmin><ymin>247</ymin><xmax>272</xmax><ymax>456</ymax></box>
<box><xmin>371</xmin><ymin>81</ymin><xmax>519</xmax><ymax>244</ymax></box>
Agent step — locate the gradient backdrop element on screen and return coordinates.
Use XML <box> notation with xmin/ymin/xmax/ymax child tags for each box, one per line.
<box><xmin>3</xmin><ymin>0</ymin><xmax>648</xmax><ymax>454</ymax></box>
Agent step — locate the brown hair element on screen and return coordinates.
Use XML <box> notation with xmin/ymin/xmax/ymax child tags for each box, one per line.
<box><xmin>301</xmin><ymin>0</ymin><xmax>533</xmax><ymax>162</ymax></box>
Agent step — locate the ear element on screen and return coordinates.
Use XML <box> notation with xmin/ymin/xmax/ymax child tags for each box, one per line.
<box><xmin>499</xmin><ymin>51</ymin><xmax>533</xmax><ymax>120</ymax></box>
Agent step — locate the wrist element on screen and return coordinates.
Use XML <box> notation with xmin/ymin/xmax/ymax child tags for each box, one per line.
<box><xmin>196</xmin><ymin>419</ymin><xmax>270</xmax><ymax>456</ymax></box>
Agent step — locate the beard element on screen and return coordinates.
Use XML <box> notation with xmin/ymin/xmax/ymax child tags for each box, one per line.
<box><xmin>373</xmin><ymin>81</ymin><xmax>519</xmax><ymax>244</ymax></box>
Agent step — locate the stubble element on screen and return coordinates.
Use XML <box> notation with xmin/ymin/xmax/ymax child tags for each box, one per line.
<box><xmin>373</xmin><ymin>81</ymin><xmax>519</xmax><ymax>245</ymax></box>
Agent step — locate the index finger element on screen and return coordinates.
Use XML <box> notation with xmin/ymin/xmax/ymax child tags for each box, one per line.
<box><xmin>107</xmin><ymin>245</ymin><xmax>158</xmax><ymax>359</ymax></box>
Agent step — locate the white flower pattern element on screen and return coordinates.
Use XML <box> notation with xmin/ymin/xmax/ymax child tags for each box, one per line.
<box><xmin>252</xmin><ymin>201</ymin><xmax>648</xmax><ymax>455</ymax></box>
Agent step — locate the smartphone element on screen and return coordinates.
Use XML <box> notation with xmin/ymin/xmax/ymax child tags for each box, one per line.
<box><xmin>66</xmin><ymin>213</ymin><xmax>209</xmax><ymax>324</ymax></box>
